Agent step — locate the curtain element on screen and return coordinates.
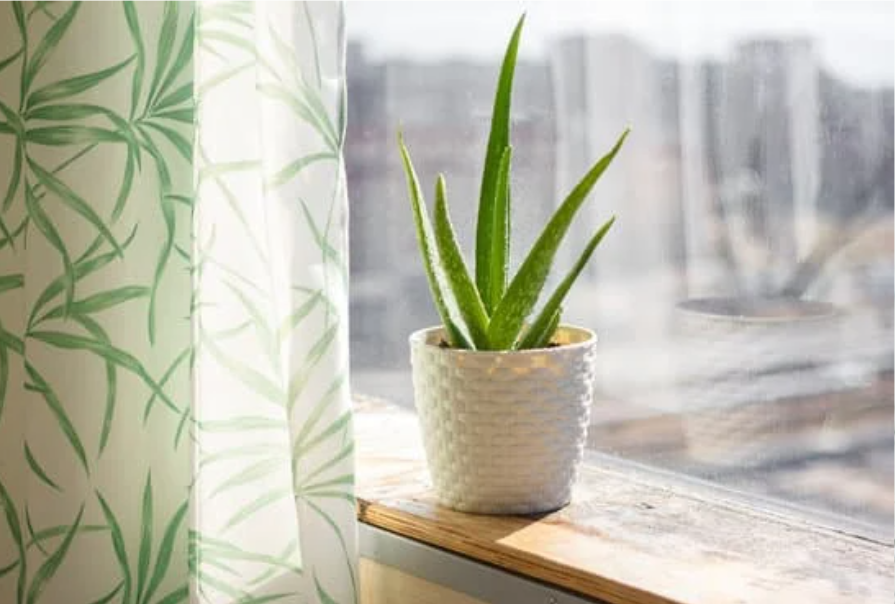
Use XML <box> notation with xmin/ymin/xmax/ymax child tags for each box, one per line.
<box><xmin>0</xmin><ymin>3</ymin><xmax>355</xmax><ymax>603</ymax></box>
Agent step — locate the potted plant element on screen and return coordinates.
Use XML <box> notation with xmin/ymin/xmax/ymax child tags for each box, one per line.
<box><xmin>398</xmin><ymin>15</ymin><xmax>628</xmax><ymax>514</ymax></box>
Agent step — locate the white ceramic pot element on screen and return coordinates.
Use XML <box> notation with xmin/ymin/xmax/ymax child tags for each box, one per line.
<box><xmin>409</xmin><ymin>325</ymin><xmax>597</xmax><ymax>514</ymax></box>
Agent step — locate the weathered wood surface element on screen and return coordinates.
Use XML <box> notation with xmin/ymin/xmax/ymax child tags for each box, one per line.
<box><xmin>355</xmin><ymin>397</ymin><xmax>894</xmax><ymax>604</ymax></box>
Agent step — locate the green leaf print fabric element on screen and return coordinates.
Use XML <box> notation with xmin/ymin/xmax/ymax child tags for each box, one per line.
<box><xmin>0</xmin><ymin>3</ymin><xmax>355</xmax><ymax>603</ymax></box>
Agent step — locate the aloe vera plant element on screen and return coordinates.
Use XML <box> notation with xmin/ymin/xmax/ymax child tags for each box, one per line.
<box><xmin>399</xmin><ymin>15</ymin><xmax>628</xmax><ymax>350</ymax></box>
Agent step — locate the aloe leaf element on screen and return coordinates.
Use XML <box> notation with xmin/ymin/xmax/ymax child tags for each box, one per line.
<box><xmin>489</xmin><ymin>146</ymin><xmax>512</xmax><ymax>310</ymax></box>
<box><xmin>520</xmin><ymin>216</ymin><xmax>615</xmax><ymax>349</ymax></box>
<box><xmin>433</xmin><ymin>175</ymin><xmax>490</xmax><ymax>348</ymax></box>
<box><xmin>26</xmin><ymin>506</ymin><xmax>83</xmax><ymax>604</ymax></box>
<box><xmin>488</xmin><ymin>130</ymin><xmax>628</xmax><ymax>349</ymax></box>
<box><xmin>27</xmin><ymin>55</ymin><xmax>135</xmax><ymax>108</ymax></box>
<box><xmin>518</xmin><ymin>305</ymin><xmax>562</xmax><ymax>350</ymax></box>
<box><xmin>398</xmin><ymin>133</ymin><xmax>471</xmax><ymax>349</ymax></box>
<box><xmin>476</xmin><ymin>14</ymin><xmax>525</xmax><ymax>312</ymax></box>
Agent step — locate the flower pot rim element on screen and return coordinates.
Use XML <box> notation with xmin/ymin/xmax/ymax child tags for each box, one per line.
<box><xmin>675</xmin><ymin>296</ymin><xmax>839</xmax><ymax>324</ymax></box>
<box><xmin>409</xmin><ymin>324</ymin><xmax>596</xmax><ymax>356</ymax></box>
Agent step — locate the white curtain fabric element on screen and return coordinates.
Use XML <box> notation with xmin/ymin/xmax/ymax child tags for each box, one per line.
<box><xmin>0</xmin><ymin>2</ymin><xmax>355</xmax><ymax>603</ymax></box>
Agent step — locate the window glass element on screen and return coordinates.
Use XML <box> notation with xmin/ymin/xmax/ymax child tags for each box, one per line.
<box><xmin>345</xmin><ymin>1</ymin><xmax>894</xmax><ymax>534</ymax></box>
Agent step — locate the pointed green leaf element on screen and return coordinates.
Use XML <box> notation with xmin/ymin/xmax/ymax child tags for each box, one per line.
<box><xmin>476</xmin><ymin>14</ymin><xmax>524</xmax><ymax>312</ymax></box>
<box><xmin>96</xmin><ymin>492</ymin><xmax>132</xmax><ymax>604</ymax></box>
<box><xmin>22</xmin><ymin>2</ymin><xmax>81</xmax><ymax>97</ymax></box>
<box><xmin>433</xmin><ymin>174</ymin><xmax>490</xmax><ymax>348</ymax></box>
<box><xmin>0</xmin><ymin>273</ymin><xmax>23</xmax><ymax>295</ymax></box>
<box><xmin>24</xmin><ymin>179</ymin><xmax>75</xmax><ymax>312</ymax></box>
<box><xmin>2</xmin><ymin>143</ymin><xmax>21</xmax><ymax>214</ymax></box>
<box><xmin>518</xmin><ymin>217</ymin><xmax>615</xmax><ymax>349</ymax></box>
<box><xmin>156</xmin><ymin>82</ymin><xmax>193</xmax><ymax>112</ymax></box>
<box><xmin>0</xmin><ymin>477</ymin><xmax>26</xmax><ymax>604</ymax></box>
<box><xmin>24</xmin><ymin>443</ymin><xmax>61</xmax><ymax>492</ymax></box>
<box><xmin>143</xmin><ymin>346</ymin><xmax>190</xmax><ymax>425</ymax></box>
<box><xmin>266</xmin><ymin>152</ymin><xmax>336</xmax><ymax>189</ymax></box>
<box><xmin>223</xmin><ymin>488</ymin><xmax>292</xmax><ymax>531</ymax></box>
<box><xmin>518</xmin><ymin>304</ymin><xmax>561</xmax><ymax>351</ymax></box>
<box><xmin>142</xmin><ymin>120</ymin><xmax>191</xmax><ymax>162</ymax></box>
<box><xmin>123</xmin><ymin>0</ymin><xmax>145</xmax><ymax>119</ymax></box>
<box><xmin>28</xmin><ymin>331</ymin><xmax>180</xmax><ymax>414</ymax></box>
<box><xmin>41</xmin><ymin>285</ymin><xmax>149</xmax><ymax>321</ymax></box>
<box><xmin>153</xmin><ymin>108</ymin><xmax>194</xmax><ymax>124</ymax></box>
<box><xmin>146</xmin><ymin>1</ymin><xmax>179</xmax><ymax>109</ymax></box>
<box><xmin>141</xmin><ymin>500</ymin><xmax>186</xmax><ymax>604</ymax></box>
<box><xmin>148</xmin><ymin>188</ymin><xmax>176</xmax><ymax>344</ymax></box>
<box><xmin>29</xmin><ymin>224</ymin><xmax>138</xmax><ymax>329</ymax></box>
<box><xmin>198</xmin><ymin>416</ymin><xmax>287</xmax><ymax>433</ymax></box>
<box><xmin>201</xmin><ymin>334</ymin><xmax>285</xmax><ymax>407</ymax></box>
<box><xmin>112</xmin><ymin>147</ymin><xmax>136</xmax><ymax>222</ymax></box>
<box><xmin>24</xmin><ymin>363</ymin><xmax>89</xmax><ymax>474</ymax></box>
<box><xmin>28</xmin><ymin>159</ymin><xmax>124</xmax><ymax>257</ymax></box>
<box><xmin>87</xmin><ymin>582</ymin><xmax>123</xmax><ymax>604</ymax></box>
<box><xmin>28</xmin><ymin>55</ymin><xmax>135</xmax><ymax>108</ymax></box>
<box><xmin>26</xmin><ymin>124</ymin><xmax>126</xmax><ymax>145</ymax></box>
<box><xmin>314</xmin><ymin>571</ymin><xmax>341</xmax><ymax>604</ymax></box>
<box><xmin>488</xmin><ymin>130</ymin><xmax>628</xmax><ymax>349</ymax></box>
<box><xmin>211</xmin><ymin>457</ymin><xmax>283</xmax><ymax>498</ymax></box>
<box><xmin>156</xmin><ymin>585</ymin><xmax>188</xmax><ymax>604</ymax></box>
<box><xmin>0</xmin><ymin>47</ymin><xmax>23</xmax><ymax>77</ymax></box>
<box><xmin>26</xmin><ymin>506</ymin><xmax>84</xmax><ymax>604</ymax></box>
<box><xmin>398</xmin><ymin>133</ymin><xmax>471</xmax><ymax>349</ymax></box>
<box><xmin>490</xmin><ymin>146</ymin><xmax>512</xmax><ymax>308</ymax></box>
<box><xmin>0</xmin><ymin>346</ymin><xmax>8</xmax><ymax>424</ymax></box>
<box><xmin>69</xmin><ymin>314</ymin><xmax>118</xmax><ymax>457</ymax></box>
<box><xmin>136</xmin><ymin>474</ymin><xmax>153</xmax><ymax>604</ymax></box>
<box><xmin>154</xmin><ymin>12</ymin><xmax>194</xmax><ymax>106</ymax></box>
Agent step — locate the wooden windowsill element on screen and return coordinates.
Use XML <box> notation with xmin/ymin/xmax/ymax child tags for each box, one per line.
<box><xmin>354</xmin><ymin>396</ymin><xmax>894</xmax><ymax>604</ymax></box>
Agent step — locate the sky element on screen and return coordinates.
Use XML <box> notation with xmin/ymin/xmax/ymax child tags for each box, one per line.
<box><xmin>345</xmin><ymin>1</ymin><xmax>895</xmax><ymax>87</ymax></box>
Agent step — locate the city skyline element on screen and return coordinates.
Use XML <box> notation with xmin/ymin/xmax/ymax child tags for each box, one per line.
<box><xmin>345</xmin><ymin>1</ymin><xmax>894</xmax><ymax>87</ymax></box>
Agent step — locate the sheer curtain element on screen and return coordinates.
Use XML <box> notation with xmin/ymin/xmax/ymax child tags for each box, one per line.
<box><xmin>0</xmin><ymin>2</ymin><xmax>355</xmax><ymax>603</ymax></box>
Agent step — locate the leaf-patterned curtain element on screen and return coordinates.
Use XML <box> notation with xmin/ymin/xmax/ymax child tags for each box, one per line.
<box><xmin>0</xmin><ymin>3</ymin><xmax>355</xmax><ymax>603</ymax></box>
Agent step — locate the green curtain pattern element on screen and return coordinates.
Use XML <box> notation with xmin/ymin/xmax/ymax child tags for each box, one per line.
<box><xmin>0</xmin><ymin>2</ymin><xmax>354</xmax><ymax>603</ymax></box>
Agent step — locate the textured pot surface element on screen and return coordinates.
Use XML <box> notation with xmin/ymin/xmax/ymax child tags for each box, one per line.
<box><xmin>409</xmin><ymin>325</ymin><xmax>597</xmax><ymax>514</ymax></box>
